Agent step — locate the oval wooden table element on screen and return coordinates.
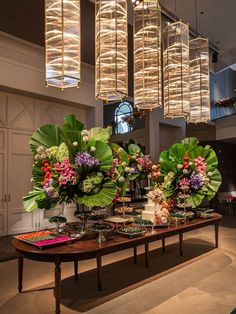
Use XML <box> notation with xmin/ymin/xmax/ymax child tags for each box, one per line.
<box><xmin>12</xmin><ymin>213</ymin><xmax>222</xmax><ymax>314</ymax></box>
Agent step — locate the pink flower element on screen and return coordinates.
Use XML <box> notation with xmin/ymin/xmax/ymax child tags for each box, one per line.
<box><xmin>137</xmin><ymin>157</ymin><xmax>145</xmax><ymax>167</ymax></box>
<box><xmin>179</xmin><ymin>177</ymin><xmax>190</xmax><ymax>192</ymax></box>
<box><xmin>54</xmin><ymin>159</ymin><xmax>77</xmax><ymax>186</ymax></box>
<box><xmin>113</xmin><ymin>158</ymin><xmax>119</xmax><ymax>166</ymax></box>
<box><xmin>194</xmin><ymin>156</ymin><xmax>206</xmax><ymax>173</ymax></box>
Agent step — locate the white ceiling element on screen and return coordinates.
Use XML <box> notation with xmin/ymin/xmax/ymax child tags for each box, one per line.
<box><xmin>90</xmin><ymin>0</ymin><xmax>236</xmax><ymax>72</ymax></box>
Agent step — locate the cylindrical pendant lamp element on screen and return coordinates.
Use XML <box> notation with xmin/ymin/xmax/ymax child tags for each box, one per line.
<box><xmin>45</xmin><ymin>0</ymin><xmax>81</xmax><ymax>89</ymax></box>
<box><xmin>163</xmin><ymin>21</ymin><xmax>190</xmax><ymax>118</ymax></box>
<box><xmin>95</xmin><ymin>0</ymin><xmax>128</xmax><ymax>102</ymax></box>
<box><xmin>189</xmin><ymin>37</ymin><xmax>210</xmax><ymax>123</ymax></box>
<box><xmin>133</xmin><ymin>0</ymin><xmax>162</xmax><ymax>110</ymax></box>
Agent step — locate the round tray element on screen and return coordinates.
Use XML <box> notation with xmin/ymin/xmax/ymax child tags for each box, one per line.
<box><xmin>117</xmin><ymin>226</ymin><xmax>147</xmax><ymax>238</ymax></box>
<box><xmin>90</xmin><ymin>223</ymin><xmax>113</xmax><ymax>232</ymax></box>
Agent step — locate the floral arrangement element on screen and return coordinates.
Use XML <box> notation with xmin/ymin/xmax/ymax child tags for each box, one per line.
<box><xmin>23</xmin><ymin>115</ymin><xmax>117</xmax><ymax>212</ymax></box>
<box><xmin>109</xmin><ymin>143</ymin><xmax>152</xmax><ymax>197</ymax></box>
<box><xmin>121</xmin><ymin>108</ymin><xmax>146</xmax><ymax>126</ymax></box>
<box><xmin>157</xmin><ymin>138</ymin><xmax>222</xmax><ymax>208</ymax></box>
<box><xmin>215</xmin><ymin>97</ymin><xmax>236</xmax><ymax>107</ymax></box>
<box><xmin>147</xmin><ymin>187</ymin><xmax>163</xmax><ymax>204</ymax></box>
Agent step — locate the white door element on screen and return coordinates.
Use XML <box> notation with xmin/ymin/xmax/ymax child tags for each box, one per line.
<box><xmin>0</xmin><ymin>128</ymin><xmax>8</xmax><ymax>236</ymax></box>
<box><xmin>7</xmin><ymin>129</ymin><xmax>36</xmax><ymax>235</ymax></box>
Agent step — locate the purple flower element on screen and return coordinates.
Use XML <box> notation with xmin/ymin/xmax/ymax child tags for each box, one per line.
<box><xmin>43</xmin><ymin>178</ymin><xmax>54</xmax><ymax>197</ymax></box>
<box><xmin>190</xmin><ymin>172</ymin><xmax>203</xmax><ymax>190</ymax></box>
<box><xmin>75</xmin><ymin>152</ymin><xmax>100</xmax><ymax>167</ymax></box>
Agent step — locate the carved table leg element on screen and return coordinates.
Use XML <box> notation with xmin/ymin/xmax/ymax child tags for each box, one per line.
<box><xmin>215</xmin><ymin>223</ymin><xmax>219</xmax><ymax>248</ymax></box>
<box><xmin>18</xmin><ymin>257</ymin><xmax>23</xmax><ymax>293</ymax></box>
<box><xmin>74</xmin><ymin>260</ymin><xmax>78</xmax><ymax>281</ymax></box>
<box><xmin>54</xmin><ymin>260</ymin><xmax>61</xmax><ymax>314</ymax></box>
<box><xmin>162</xmin><ymin>238</ymin><xmax>166</xmax><ymax>253</ymax></box>
<box><xmin>97</xmin><ymin>255</ymin><xmax>102</xmax><ymax>291</ymax></box>
<box><xmin>145</xmin><ymin>243</ymin><xmax>149</xmax><ymax>268</ymax></box>
<box><xmin>179</xmin><ymin>233</ymin><xmax>183</xmax><ymax>256</ymax></box>
<box><xmin>133</xmin><ymin>246</ymin><xmax>137</xmax><ymax>264</ymax></box>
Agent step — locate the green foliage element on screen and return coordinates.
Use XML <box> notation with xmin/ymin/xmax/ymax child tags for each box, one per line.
<box><xmin>23</xmin><ymin>187</ymin><xmax>47</xmax><ymax>212</ymax></box>
<box><xmin>88</xmin><ymin>126</ymin><xmax>112</xmax><ymax>145</ymax></box>
<box><xmin>76</xmin><ymin>179</ymin><xmax>116</xmax><ymax>207</ymax></box>
<box><xmin>128</xmin><ymin>143</ymin><xmax>142</xmax><ymax>155</ymax></box>
<box><xmin>30</xmin><ymin>124</ymin><xmax>62</xmax><ymax>155</ymax></box>
<box><xmin>61</xmin><ymin>114</ymin><xmax>84</xmax><ymax>132</ymax></box>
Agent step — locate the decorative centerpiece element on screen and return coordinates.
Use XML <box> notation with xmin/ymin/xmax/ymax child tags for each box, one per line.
<box><xmin>48</xmin><ymin>215</ymin><xmax>67</xmax><ymax>234</ymax></box>
<box><xmin>23</xmin><ymin>114</ymin><xmax>117</xmax><ymax>213</ymax></box>
<box><xmin>142</xmin><ymin>187</ymin><xmax>165</xmax><ymax>223</ymax></box>
<box><xmin>110</xmin><ymin>143</ymin><xmax>153</xmax><ymax>199</ymax></box>
<box><xmin>157</xmin><ymin>138</ymin><xmax>222</xmax><ymax>209</ymax></box>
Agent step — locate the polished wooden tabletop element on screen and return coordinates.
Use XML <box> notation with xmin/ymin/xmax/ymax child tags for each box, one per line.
<box><xmin>11</xmin><ymin>213</ymin><xmax>222</xmax><ymax>262</ymax></box>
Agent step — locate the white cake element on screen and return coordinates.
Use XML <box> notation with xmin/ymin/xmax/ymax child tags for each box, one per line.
<box><xmin>142</xmin><ymin>199</ymin><xmax>162</xmax><ymax>223</ymax></box>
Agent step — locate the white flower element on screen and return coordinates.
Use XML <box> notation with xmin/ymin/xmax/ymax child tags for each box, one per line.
<box><xmin>148</xmin><ymin>174</ymin><xmax>152</xmax><ymax>178</ymax></box>
<box><xmin>177</xmin><ymin>164</ymin><xmax>183</xmax><ymax>169</ymax></box>
<box><xmin>152</xmin><ymin>165</ymin><xmax>157</xmax><ymax>170</ymax></box>
<box><xmin>30</xmin><ymin>178</ymin><xmax>34</xmax><ymax>182</ymax></box>
<box><xmin>73</xmin><ymin>141</ymin><xmax>78</xmax><ymax>147</ymax></box>
<box><xmin>91</xmin><ymin>146</ymin><xmax>96</xmax><ymax>152</ymax></box>
<box><xmin>35</xmin><ymin>154</ymin><xmax>40</xmax><ymax>160</ymax></box>
<box><xmin>189</xmin><ymin>161</ymin><xmax>193</xmax><ymax>166</ymax></box>
<box><xmin>40</xmin><ymin>154</ymin><xmax>46</xmax><ymax>159</ymax></box>
<box><xmin>122</xmin><ymin>161</ymin><xmax>127</xmax><ymax>166</ymax></box>
<box><xmin>118</xmin><ymin>176</ymin><xmax>125</xmax><ymax>182</ymax></box>
<box><xmin>183</xmin><ymin>169</ymin><xmax>188</xmax><ymax>174</ymax></box>
<box><xmin>157</xmin><ymin>171</ymin><xmax>161</xmax><ymax>176</ymax></box>
<box><xmin>207</xmin><ymin>171</ymin><xmax>213</xmax><ymax>177</ymax></box>
<box><xmin>118</xmin><ymin>147</ymin><xmax>123</xmax><ymax>153</ymax></box>
<box><xmin>81</xmin><ymin>130</ymin><xmax>89</xmax><ymax>136</ymax></box>
<box><xmin>125</xmin><ymin>167</ymin><xmax>131</xmax><ymax>172</ymax></box>
<box><xmin>37</xmin><ymin>146</ymin><xmax>44</xmax><ymax>153</ymax></box>
<box><xmin>83</xmin><ymin>136</ymin><xmax>89</xmax><ymax>142</ymax></box>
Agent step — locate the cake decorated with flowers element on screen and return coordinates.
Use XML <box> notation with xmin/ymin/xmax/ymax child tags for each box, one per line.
<box><xmin>142</xmin><ymin>188</ymin><xmax>163</xmax><ymax>223</ymax></box>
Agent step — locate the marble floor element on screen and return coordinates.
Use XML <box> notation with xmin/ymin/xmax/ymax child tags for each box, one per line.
<box><xmin>0</xmin><ymin>216</ymin><xmax>236</xmax><ymax>314</ymax></box>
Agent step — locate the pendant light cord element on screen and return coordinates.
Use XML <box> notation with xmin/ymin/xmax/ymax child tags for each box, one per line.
<box><xmin>174</xmin><ymin>0</ymin><xmax>177</xmax><ymax>21</ymax></box>
<box><xmin>195</xmin><ymin>0</ymin><xmax>198</xmax><ymax>33</ymax></box>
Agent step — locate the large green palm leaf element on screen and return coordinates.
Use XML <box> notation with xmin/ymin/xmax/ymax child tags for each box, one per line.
<box><xmin>93</xmin><ymin>141</ymin><xmax>113</xmax><ymax>171</ymax></box>
<box><xmin>30</xmin><ymin>125</ymin><xmax>62</xmax><ymax>155</ymax></box>
<box><xmin>76</xmin><ymin>180</ymin><xmax>116</xmax><ymax>207</ymax></box>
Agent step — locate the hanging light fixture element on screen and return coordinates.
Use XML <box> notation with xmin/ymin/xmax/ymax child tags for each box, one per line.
<box><xmin>189</xmin><ymin>37</ymin><xmax>210</xmax><ymax>123</ymax></box>
<box><xmin>163</xmin><ymin>20</ymin><xmax>190</xmax><ymax>118</ymax></box>
<box><xmin>188</xmin><ymin>0</ymin><xmax>210</xmax><ymax>123</ymax></box>
<box><xmin>133</xmin><ymin>0</ymin><xmax>162</xmax><ymax>110</ymax></box>
<box><xmin>95</xmin><ymin>0</ymin><xmax>128</xmax><ymax>102</ymax></box>
<box><xmin>45</xmin><ymin>0</ymin><xmax>81</xmax><ymax>89</ymax></box>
